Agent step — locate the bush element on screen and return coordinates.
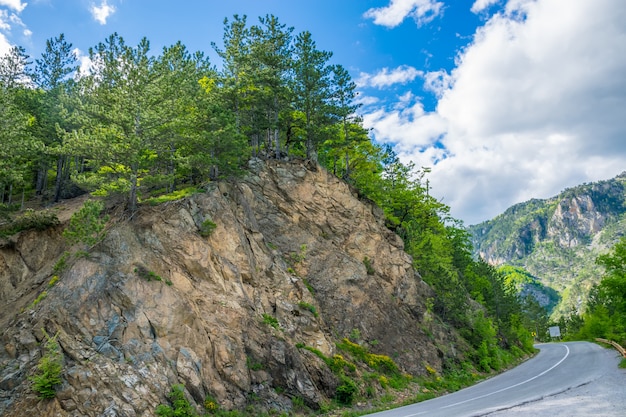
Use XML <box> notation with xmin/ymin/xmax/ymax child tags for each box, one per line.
<box><xmin>63</xmin><ymin>200</ymin><xmax>108</xmax><ymax>248</ymax></box>
<box><xmin>199</xmin><ymin>219</ymin><xmax>217</xmax><ymax>237</ymax></box>
<box><xmin>0</xmin><ymin>209</ymin><xmax>59</xmax><ymax>238</ymax></box>
<box><xmin>155</xmin><ymin>384</ymin><xmax>198</xmax><ymax>417</ymax></box>
<box><xmin>30</xmin><ymin>331</ymin><xmax>63</xmax><ymax>399</ymax></box>
<box><xmin>363</xmin><ymin>257</ymin><xmax>375</xmax><ymax>275</ymax></box>
<box><xmin>298</xmin><ymin>301</ymin><xmax>318</xmax><ymax>317</ymax></box>
<box><xmin>335</xmin><ymin>375</ymin><xmax>358</xmax><ymax>405</ymax></box>
<box><xmin>262</xmin><ymin>313</ymin><xmax>279</xmax><ymax>329</ymax></box>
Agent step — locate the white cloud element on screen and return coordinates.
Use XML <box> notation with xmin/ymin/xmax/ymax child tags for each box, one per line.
<box><xmin>471</xmin><ymin>0</ymin><xmax>501</xmax><ymax>14</ymax></box>
<box><xmin>0</xmin><ymin>32</ymin><xmax>10</xmax><ymax>56</ymax></box>
<box><xmin>90</xmin><ymin>0</ymin><xmax>116</xmax><ymax>25</ymax></box>
<box><xmin>363</xmin><ymin>92</ymin><xmax>447</xmax><ymax>150</ymax></box>
<box><xmin>422</xmin><ymin>69</ymin><xmax>452</xmax><ymax>97</ymax></box>
<box><xmin>364</xmin><ymin>0</ymin><xmax>444</xmax><ymax>28</ymax></box>
<box><xmin>363</xmin><ymin>0</ymin><xmax>626</xmax><ymax>225</ymax></box>
<box><xmin>0</xmin><ymin>10</ymin><xmax>10</xmax><ymax>31</ymax></box>
<box><xmin>73</xmin><ymin>48</ymin><xmax>93</xmax><ymax>77</ymax></box>
<box><xmin>0</xmin><ymin>0</ymin><xmax>27</xmax><ymax>13</ymax></box>
<box><xmin>356</xmin><ymin>65</ymin><xmax>422</xmax><ymax>89</ymax></box>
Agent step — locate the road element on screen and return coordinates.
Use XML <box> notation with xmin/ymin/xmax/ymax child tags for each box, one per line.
<box><xmin>366</xmin><ymin>341</ymin><xmax>626</xmax><ymax>417</ymax></box>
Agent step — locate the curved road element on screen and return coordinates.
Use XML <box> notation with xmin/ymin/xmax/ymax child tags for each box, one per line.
<box><xmin>367</xmin><ymin>342</ymin><xmax>626</xmax><ymax>417</ymax></box>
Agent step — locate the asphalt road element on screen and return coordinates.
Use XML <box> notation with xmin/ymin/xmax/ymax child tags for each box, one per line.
<box><xmin>366</xmin><ymin>341</ymin><xmax>626</xmax><ymax>417</ymax></box>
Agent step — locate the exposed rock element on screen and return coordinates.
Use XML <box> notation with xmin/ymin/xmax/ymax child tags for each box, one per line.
<box><xmin>0</xmin><ymin>160</ymin><xmax>462</xmax><ymax>416</ymax></box>
<box><xmin>469</xmin><ymin>172</ymin><xmax>626</xmax><ymax>318</ymax></box>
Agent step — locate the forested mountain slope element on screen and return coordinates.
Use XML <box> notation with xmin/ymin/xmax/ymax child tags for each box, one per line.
<box><xmin>469</xmin><ymin>172</ymin><xmax>626</xmax><ymax>319</ymax></box>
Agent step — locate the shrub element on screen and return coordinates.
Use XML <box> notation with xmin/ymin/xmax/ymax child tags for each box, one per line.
<box><xmin>262</xmin><ymin>313</ymin><xmax>279</xmax><ymax>329</ymax></box>
<box><xmin>63</xmin><ymin>200</ymin><xmax>108</xmax><ymax>247</ymax></box>
<box><xmin>363</xmin><ymin>257</ymin><xmax>375</xmax><ymax>275</ymax></box>
<box><xmin>53</xmin><ymin>251</ymin><xmax>70</xmax><ymax>273</ymax></box>
<box><xmin>155</xmin><ymin>384</ymin><xmax>198</xmax><ymax>417</ymax></box>
<box><xmin>298</xmin><ymin>301</ymin><xmax>318</xmax><ymax>317</ymax></box>
<box><xmin>0</xmin><ymin>209</ymin><xmax>59</xmax><ymax>238</ymax></box>
<box><xmin>335</xmin><ymin>375</ymin><xmax>358</xmax><ymax>405</ymax></box>
<box><xmin>203</xmin><ymin>395</ymin><xmax>220</xmax><ymax>413</ymax></box>
<box><xmin>30</xmin><ymin>331</ymin><xmax>63</xmax><ymax>399</ymax></box>
<box><xmin>134</xmin><ymin>265</ymin><xmax>163</xmax><ymax>282</ymax></box>
<box><xmin>337</xmin><ymin>338</ymin><xmax>399</xmax><ymax>375</ymax></box>
<box><xmin>199</xmin><ymin>219</ymin><xmax>217</xmax><ymax>237</ymax></box>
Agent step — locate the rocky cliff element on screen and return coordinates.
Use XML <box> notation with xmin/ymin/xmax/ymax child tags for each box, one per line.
<box><xmin>469</xmin><ymin>172</ymin><xmax>626</xmax><ymax>318</ymax></box>
<box><xmin>0</xmin><ymin>159</ymin><xmax>463</xmax><ymax>416</ymax></box>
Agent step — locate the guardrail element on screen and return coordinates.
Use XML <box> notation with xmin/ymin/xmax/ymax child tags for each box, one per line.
<box><xmin>596</xmin><ymin>338</ymin><xmax>626</xmax><ymax>357</ymax></box>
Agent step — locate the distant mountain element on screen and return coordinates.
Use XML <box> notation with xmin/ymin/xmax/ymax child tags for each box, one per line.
<box><xmin>468</xmin><ymin>172</ymin><xmax>626</xmax><ymax>319</ymax></box>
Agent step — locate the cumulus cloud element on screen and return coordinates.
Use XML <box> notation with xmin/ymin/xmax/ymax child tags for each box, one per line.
<box><xmin>363</xmin><ymin>93</ymin><xmax>447</xmax><ymax>151</ymax></box>
<box><xmin>0</xmin><ymin>0</ymin><xmax>27</xmax><ymax>13</ymax></box>
<box><xmin>0</xmin><ymin>32</ymin><xmax>10</xmax><ymax>56</ymax></box>
<box><xmin>91</xmin><ymin>0</ymin><xmax>116</xmax><ymax>25</ymax></box>
<box><xmin>470</xmin><ymin>0</ymin><xmax>501</xmax><ymax>14</ymax></box>
<box><xmin>362</xmin><ymin>0</ymin><xmax>626</xmax><ymax>224</ymax></box>
<box><xmin>364</xmin><ymin>0</ymin><xmax>444</xmax><ymax>28</ymax></box>
<box><xmin>0</xmin><ymin>1</ymin><xmax>29</xmax><ymax>54</ymax></box>
<box><xmin>356</xmin><ymin>65</ymin><xmax>422</xmax><ymax>89</ymax></box>
<box><xmin>72</xmin><ymin>48</ymin><xmax>94</xmax><ymax>78</ymax></box>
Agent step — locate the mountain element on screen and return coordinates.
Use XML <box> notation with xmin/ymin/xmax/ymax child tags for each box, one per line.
<box><xmin>0</xmin><ymin>160</ymin><xmax>469</xmax><ymax>416</ymax></box>
<box><xmin>468</xmin><ymin>172</ymin><xmax>626</xmax><ymax>319</ymax></box>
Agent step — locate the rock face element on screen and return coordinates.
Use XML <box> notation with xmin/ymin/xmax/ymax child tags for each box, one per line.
<box><xmin>0</xmin><ymin>160</ymin><xmax>460</xmax><ymax>416</ymax></box>
<box><xmin>469</xmin><ymin>172</ymin><xmax>626</xmax><ymax>318</ymax></box>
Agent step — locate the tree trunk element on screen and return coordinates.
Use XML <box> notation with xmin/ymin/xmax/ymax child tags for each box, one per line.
<box><xmin>53</xmin><ymin>155</ymin><xmax>65</xmax><ymax>202</ymax></box>
<box><xmin>35</xmin><ymin>159</ymin><xmax>49</xmax><ymax>196</ymax></box>
<box><xmin>129</xmin><ymin>165</ymin><xmax>138</xmax><ymax>214</ymax></box>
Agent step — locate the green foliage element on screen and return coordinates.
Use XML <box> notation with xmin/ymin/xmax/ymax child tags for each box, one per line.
<box><xmin>288</xmin><ymin>244</ymin><xmax>307</xmax><ymax>264</ymax></box>
<box><xmin>336</xmin><ymin>338</ymin><xmax>399</xmax><ymax>375</ymax></box>
<box><xmin>246</xmin><ymin>356</ymin><xmax>264</xmax><ymax>371</ymax></box>
<box><xmin>30</xmin><ymin>331</ymin><xmax>63</xmax><ymax>399</ymax></box>
<box><xmin>155</xmin><ymin>384</ymin><xmax>198</xmax><ymax>417</ymax></box>
<box><xmin>30</xmin><ymin>291</ymin><xmax>48</xmax><ymax>308</ymax></box>
<box><xmin>143</xmin><ymin>187</ymin><xmax>199</xmax><ymax>206</ymax></box>
<box><xmin>469</xmin><ymin>176</ymin><xmax>626</xmax><ymax>321</ymax></box>
<box><xmin>335</xmin><ymin>375</ymin><xmax>358</xmax><ymax>405</ymax></box>
<box><xmin>53</xmin><ymin>251</ymin><xmax>70</xmax><ymax>273</ymax></box>
<box><xmin>261</xmin><ymin>313</ymin><xmax>279</xmax><ymax>329</ymax></box>
<box><xmin>298</xmin><ymin>301</ymin><xmax>318</xmax><ymax>317</ymax></box>
<box><xmin>134</xmin><ymin>266</ymin><xmax>163</xmax><ymax>282</ymax></box>
<box><xmin>48</xmin><ymin>275</ymin><xmax>59</xmax><ymax>287</ymax></box>
<box><xmin>301</xmin><ymin>278</ymin><xmax>314</xmax><ymax>294</ymax></box>
<box><xmin>0</xmin><ymin>209</ymin><xmax>59</xmax><ymax>238</ymax></box>
<box><xmin>203</xmin><ymin>395</ymin><xmax>220</xmax><ymax>413</ymax></box>
<box><xmin>575</xmin><ymin>237</ymin><xmax>626</xmax><ymax>341</ymax></box>
<box><xmin>199</xmin><ymin>219</ymin><xmax>217</xmax><ymax>237</ymax></box>
<box><xmin>363</xmin><ymin>256</ymin><xmax>375</xmax><ymax>275</ymax></box>
<box><xmin>63</xmin><ymin>200</ymin><xmax>108</xmax><ymax>247</ymax></box>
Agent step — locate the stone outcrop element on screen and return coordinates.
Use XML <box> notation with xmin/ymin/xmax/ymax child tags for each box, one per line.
<box><xmin>0</xmin><ymin>159</ymin><xmax>461</xmax><ymax>416</ymax></box>
<box><xmin>469</xmin><ymin>172</ymin><xmax>626</xmax><ymax>318</ymax></box>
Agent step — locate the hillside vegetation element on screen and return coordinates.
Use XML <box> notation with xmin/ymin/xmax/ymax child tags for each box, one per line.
<box><xmin>0</xmin><ymin>16</ymin><xmax>539</xmax><ymax>416</ymax></box>
<box><xmin>469</xmin><ymin>173</ymin><xmax>626</xmax><ymax>321</ymax></box>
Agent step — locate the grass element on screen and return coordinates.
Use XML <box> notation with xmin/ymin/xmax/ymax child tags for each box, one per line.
<box><xmin>142</xmin><ymin>187</ymin><xmax>199</xmax><ymax>206</ymax></box>
<box><xmin>262</xmin><ymin>313</ymin><xmax>280</xmax><ymax>330</ymax></box>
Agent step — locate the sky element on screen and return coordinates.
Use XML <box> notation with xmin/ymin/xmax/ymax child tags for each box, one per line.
<box><xmin>1</xmin><ymin>0</ymin><xmax>625</xmax><ymax>225</ymax></box>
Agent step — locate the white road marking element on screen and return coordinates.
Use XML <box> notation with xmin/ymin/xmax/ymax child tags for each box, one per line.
<box><xmin>402</xmin><ymin>344</ymin><xmax>571</xmax><ymax>417</ymax></box>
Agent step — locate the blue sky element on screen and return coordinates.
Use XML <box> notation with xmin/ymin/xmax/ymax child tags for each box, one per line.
<box><xmin>1</xmin><ymin>0</ymin><xmax>625</xmax><ymax>225</ymax></box>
